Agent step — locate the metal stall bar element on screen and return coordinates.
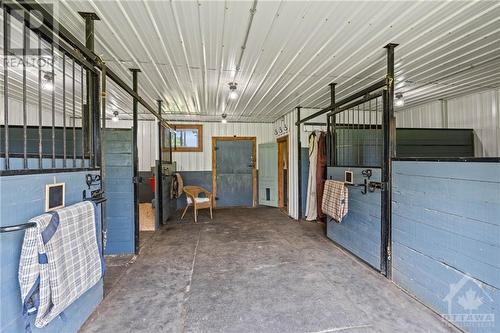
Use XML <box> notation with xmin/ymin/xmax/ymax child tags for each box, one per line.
<box><xmin>51</xmin><ymin>42</ymin><xmax>55</xmax><ymax>168</ymax></box>
<box><xmin>3</xmin><ymin>6</ymin><xmax>10</xmax><ymax>170</ymax></box>
<box><xmin>62</xmin><ymin>53</ymin><xmax>67</xmax><ymax>167</ymax></box>
<box><xmin>100</xmin><ymin>63</ymin><xmax>107</xmax><ymax>249</ymax></box>
<box><xmin>38</xmin><ymin>33</ymin><xmax>42</xmax><ymax>169</ymax></box>
<box><xmin>5</xmin><ymin>2</ymin><xmax>97</xmax><ymax>74</ymax></box>
<box><xmin>130</xmin><ymin>68</ymin><xmax>141</xmax><ymax>254</ymax></box>
<box><xmin>22</xmin><ymin>11</ymin><xmax>28</xmax><ymax>169</ymax></box>
<box><xmin>381</xmin><ymin>43</ymin><xmax>397</xmax><ymax>278</ymax></box>
<box><xmin>81</xmin><ymin>66</ymin><xmax>85</xmax><ymax>167</ymax></box>
<box><xmin>16</xmin><ymin>2</ymin><xmax>171</xmax><ymax>129</ymax></box>
<box><xmin>72</xmin><ymin>59</ymin><xmax>76</xmax><ymax>167</ymax></box>
<box><xmin>296</xmin><ymin>106</ymin><xmax>302</xmax><ymax>219</ymax></box>
<box><xmin>157</xmin><ymin>99</ymin><xmax>163</xmax><ymax>225</ymax></box>
<box><xmin>328</xmin><ymin>83</ymin><xmax>336</xmax><ymax>166</ymax></box>
<box><xmin>80</xmin><ymin>12</ymin><xmax>99</xmax><ymax>168</ymax></box>
<box><xmin>296</xmin><ymin>79</ymin><xmax>386</xmax><ymax>126</ymax></box>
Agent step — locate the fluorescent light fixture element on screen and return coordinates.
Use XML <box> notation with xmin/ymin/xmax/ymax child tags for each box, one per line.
<box><xmin>228</xmin><ymin>82</ymin><xmax>238</xmax><ymax>100</ymax></box>
<box><xmin>221</xmin><ymin>113</ymin><xmax>227</xmax><ymax>124</ymax></box>
<box><xmin>395</xmin><ymin>92</ymin><xmax>405</xmax><ymax>107</ymax></box>
<box><xmin>112</xmin><ymin>111</ymin><xmax>119</xmax><ymax>122</ymax></box>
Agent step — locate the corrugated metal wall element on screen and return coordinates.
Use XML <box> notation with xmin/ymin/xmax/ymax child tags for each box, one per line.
<box><xmin>105</xmin><ymin>119</ymin><xmax>158</xmax><ymax>172</ymax></box>
<box><xmin>396</xmin><ymin>88</ymin><xmax>500</xmax><ymax>157</ymax></box>
<box><xmin>110</xmin><ymin>120</ymin><xmax>274</xmax><ymax>172</ymax></box>
<box><xmin>274</xmin><ymin>108</ymin><xmax>322</xmax><ymax>220</ymax></box>
<box><xmin>172</xmin><ymin>122</ymin><xmax>274</xmax><ymax>171</ymax></box>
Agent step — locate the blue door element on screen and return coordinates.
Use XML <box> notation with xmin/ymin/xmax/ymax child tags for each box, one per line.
<box><xmin>214</xmin><ymin>138</ymin><xmax>255</xmax><ymax>207</ymax></box>
<box><xmin>103</xmin><ymin>129</ymin><xmax>135</xmax><ymax>254</ymax></box>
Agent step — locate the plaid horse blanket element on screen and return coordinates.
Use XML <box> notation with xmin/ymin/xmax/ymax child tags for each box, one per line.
<box><xmin>18</xmin><ymin>201</ymin><xmax>104</xmax><ymax>330</ymax></box>
<box><xmin>321</xmin><ymin>180</ymin><xmax>349</xmax><ymax>223</ymax></box>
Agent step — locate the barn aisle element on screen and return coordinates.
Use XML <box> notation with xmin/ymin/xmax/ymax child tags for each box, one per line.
<box><xmin>80</xmin><ymin>208</ymin><xmax>457</xmax><ymax>333</ymax></box>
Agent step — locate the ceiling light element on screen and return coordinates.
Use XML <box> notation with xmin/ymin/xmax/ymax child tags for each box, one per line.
<box><xmin>112</xmin><ymin>111</ymin><xmax>119</xmax><ymax>122</ymax></box>
<box><xmin>395</xmin><ymin>92</ymin><xmax>405</xmax><ymax>107</ymax></box>
<box><xmin>42</xmin><ymin>72</ymin><xmax>54</xmax><ymax>91</ymax></box>
<box><xmin>228</xmin><ymin>82</ymin><xmax>238</xmax><ymax>100</ymax></box>
<box><xmin>221</xmin><ymin>113</ymin><xmax>227</xmax><ymax>124</ymax></box>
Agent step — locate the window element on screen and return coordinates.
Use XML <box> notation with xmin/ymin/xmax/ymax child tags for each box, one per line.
<box><xmin>169</xmin><ymin>124</ymin><xmax>203</xmax><ymax>152</ymax></box>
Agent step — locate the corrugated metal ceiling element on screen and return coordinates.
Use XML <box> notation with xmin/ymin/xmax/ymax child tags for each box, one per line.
<box><xmin>4</xmin><ymin>1</ymin><xmax>500</xmax><ymax>122</ymax></box>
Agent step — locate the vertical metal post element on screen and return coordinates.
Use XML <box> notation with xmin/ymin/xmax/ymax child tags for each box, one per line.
<box><xmin>62</xmin><ymin>54</ymin><xmax>66</xmax><ymax>167</ymax></box>
<box><xmin>130</xmin><ymin>68</ymin><xmax>141</xmax><ymax>254</ymax></box>
<box><xmin>329</xmin><ymin>83</ymin><xmax>336</xmax><ymax>166</ymax></box>
<box><xmin>38</xmin><ymin>33</ymin><xmax>42</xmax><ymax>169</ymax></box>
<box><xmin>296</xmin><ymin>106</ymin><xmax>302</xmax><ymax>219</ymax></box>
<box><xmin>3</xmin><ymin>7</ymin><xmax>10</xmax><ymax>170</ymax></box>
<box><xmin>381</xmin><ymin>43</ymin><xmax>397</xmax><ymax>278</ymax></box>
<box><xmin>51</xmin><ymin>43</ymin><xmax>55</xmax><ymax>168</ymax></box>
<box><xmin>79</xmin><ymin>12</ymin><xmax>100</xmax><ymax>167</ymax></box>
<box><xmin>157</xmin><ymin>100</ymin><xmax>163</xmax><ymax>226</ymax></box>
<box><xmin>101</xmin><ymin>63</ymin><xmax>107</xmax><ymax>249</ymax></box>
<box><xmin>22</xmin><ymin>12</ymin><xmax>28</xmax><ymax>169</ymax></box>
<box><xmin>80</xmin><ymin>66</ymin><xmax>85</xmax><ymax>167</ymax></box>
<box><xmin>91</xmin><ymin>71</ymin><xmax>101</xmax><ymax>168</ymax></box>
<box><xmin>72</xmin><ymin>60</ymin><xmax>76</xmax><ymax>167</ymax></box>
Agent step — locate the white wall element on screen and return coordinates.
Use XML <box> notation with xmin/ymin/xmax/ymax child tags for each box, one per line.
<box><xmin>396</xmin><ymin>88</ymin><xmax>500</xmax><ymax>157</ymax></box>
<box><xmin>273</xmin><ymin>108</ymin><xmax>322</xmax><ymax>220</ymax></box>
<box><xmin>171</xmin><ymin>122</ymin><xmax>274</xmax><ymax>171</ymax></box>
<box><xmin>109</xmin><ymin>120</ymin><xmax>274</xmax><ymax>172</ymax></box>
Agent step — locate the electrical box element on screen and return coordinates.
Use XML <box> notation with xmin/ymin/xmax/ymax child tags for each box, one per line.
<box><xmin>45</xmin><ymin>183</ymin><xmax>65</xmax><ymax>212</ymax></box>
<box><xmin>344</xmin><ymin>171</ymin><xmax>353</xmax><ymax>184</ymax></box>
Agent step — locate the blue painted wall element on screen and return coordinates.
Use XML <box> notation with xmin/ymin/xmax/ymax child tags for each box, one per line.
<box><xmin>0</xmin><ymin>170</ymin><xmax>103</xmax><ymax>333</ymax></box>
<box><xmin>103</xmin><ymin>129</ymin><xmax>134</xmax><ymax>255</ymax></box>
<box><xmin>326</xmin><ymin>167</ymin><xmax>382</xmax><ymax>269</ymax></box>
<box><xmin>392</xmin><ymin>161</ymin><xmax>500</xmax><ymax>333</ymax></box>
<box><xmin>175</xmin><ymin>171</ymin><xmax>213</xmax><ymax>209</ymax></box>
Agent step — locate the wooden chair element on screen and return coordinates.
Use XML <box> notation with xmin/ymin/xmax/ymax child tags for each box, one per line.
<box><xmin>180</xmin><ymin>186</ymin><xmax>213</xmax><ymax>223</ymax></box>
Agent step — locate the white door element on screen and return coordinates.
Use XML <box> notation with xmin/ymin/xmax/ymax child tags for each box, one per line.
<box><xmin>258</xmin><ymin>143</ymin><xmax>278</xmax><ymax>207</ymax></box>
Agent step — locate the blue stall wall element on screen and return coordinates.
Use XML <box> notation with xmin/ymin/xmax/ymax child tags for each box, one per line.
<box><xmin>175</xmin><ymin>171</ymin><xmax>213</xmax><ymax>209</ymax></box>
<box><xmin>103</xmin><ymin>129</ymin><xmax>134</xmax><ymax>255</ymax></box>
<box><xmin>0</xmin><ymin>170</ymin><xmax>103</xmax><ymax>333</ymax></box>
<box><xmin>326</xmin><ymin>167</ymin><xmax>381</xmax><ymax>270</ymax></box>
<box><xmin>392</xmin><ymin>161</ymin><xmax>500</xmax><ymax>333</ymax></box>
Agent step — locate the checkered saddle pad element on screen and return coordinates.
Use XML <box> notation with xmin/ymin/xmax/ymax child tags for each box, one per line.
<box><xmin>321</xmin><ymin>180</ymin><xmax>349</xmax><ymax>223</ymax></box>
<box><xmin>18</xmin><ymin>201</ymin><xmax>104</xmax><ymax>330</ymax></box>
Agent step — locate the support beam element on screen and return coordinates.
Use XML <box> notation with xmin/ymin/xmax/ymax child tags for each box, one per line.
<box><xmin>157</xmin><ymin>100</ymin><xmax>163</xmax><ymax>226</ymax></box>
<box><xmin>296</xmin><ymin>106</ymin><xmax>302</xmax><ymax>219</ymax></box>
<box><xmin>3</xmin><ymin>6</ymin><xmax>10</xmax><ymax>170</ymax></box>
<box><xmin>130</xmin><ymin>68</ymin><xmax>141</xmax><ymax>255</ymax></box>
<box><xmin>328</xmin><ymin>83</ymin><xmax>336</xmax><ymax>166</ymax></box>
<box><xmin>381</xmin><ymin>43</ymin><xmax>398</xmax><ymax>279</ymax></box>
<box><xmin>80</xmin><ymin>12</ymin><xmax>100</xmax><ymax>167</ymax></box>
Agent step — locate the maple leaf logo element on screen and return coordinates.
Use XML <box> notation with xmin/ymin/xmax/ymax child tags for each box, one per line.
<box><xmin>458</xmin><ymin>289</ymin><xmax>483</xmax><ymax>311</ymax></box>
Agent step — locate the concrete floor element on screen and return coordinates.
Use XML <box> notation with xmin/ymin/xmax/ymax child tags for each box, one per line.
<box><xmin>81</xmin><ymin>208</ymin><xmax>459</xmax><ymax>333</ymax></box>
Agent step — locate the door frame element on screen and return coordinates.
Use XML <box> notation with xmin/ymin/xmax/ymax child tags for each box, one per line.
<box><xmin>212</xmin><ymin>136</ymin><xmax>257</xmax><ymax>208</ymax></box>
<box><xmin>277</xmin><ymin>135</ymin><xmax>289</xmax><ymax>211</ymax></box>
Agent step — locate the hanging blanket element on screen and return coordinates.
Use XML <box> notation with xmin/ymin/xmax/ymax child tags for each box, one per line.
<box><xmin>321</xmin><ymin>180</ymin><xmax>349</xmax><ymax>223</ymax></box>
<box><xmin>305</xmin><ymin>132</ymin><xmax>318</xmax><ymax>220</ymax></box>
<box><xmin>18</xmin><ymin>201</ymin><xmax>104</xmax><ymax>330</ymax></box>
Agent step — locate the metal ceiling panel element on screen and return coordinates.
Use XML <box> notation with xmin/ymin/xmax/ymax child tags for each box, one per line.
<box><xmin>3</xmin><ymin>0</ymin><xmax>500</xmax><ymax>123</ymax></box>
